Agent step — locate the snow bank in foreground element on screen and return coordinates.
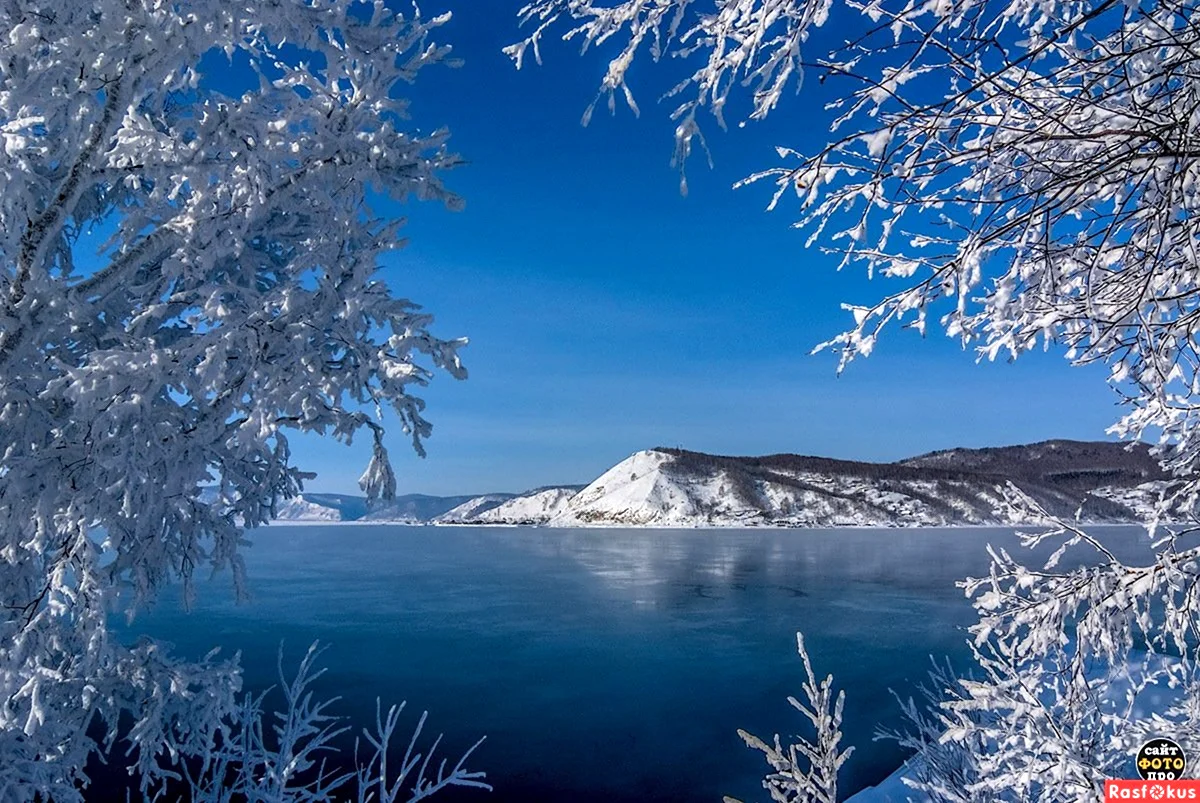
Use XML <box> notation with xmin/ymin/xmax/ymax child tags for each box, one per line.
<box><xmin>846</xmin><ymin>764</ymin><xmax>916</xmax><ymax>803</ymax></box>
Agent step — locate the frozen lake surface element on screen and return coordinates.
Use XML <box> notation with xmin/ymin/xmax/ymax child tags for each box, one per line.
<box><xmin>113</xmin><ymin>525</ymin><xmax>1154</xmax><ymax>802</ymax></box>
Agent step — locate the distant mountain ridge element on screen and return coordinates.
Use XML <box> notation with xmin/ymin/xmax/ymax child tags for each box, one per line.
<box><xmin>271</xmin><ymin>440</ymin><xmax>1189</xmax><ymax>527</ymax></box>
<box><xmin>271</xmin><ymin>492</ymin><xmax>501</xmax><ymax>523</ymax></box>
<box><xmin>898</xmin><ymin>440</ymin><xmax>1168</xmax><ymax>491</ymax></box>
<box><xmin>360</xmin><ymin>493</ymin><xmax>492</xmax><ymax>523</ymax></box>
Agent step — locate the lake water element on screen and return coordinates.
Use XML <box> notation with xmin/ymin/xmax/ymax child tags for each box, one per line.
<box><xmin>112</xmin><ymin>524</ymin><xmax>1154</xmax><ymax>802</ymax></box>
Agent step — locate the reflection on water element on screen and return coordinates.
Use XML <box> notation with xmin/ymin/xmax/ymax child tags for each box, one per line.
<box><xmin>114</xmin><ymin>525</ymin><xmax>1155</xmax><ymax>803</ymax></box>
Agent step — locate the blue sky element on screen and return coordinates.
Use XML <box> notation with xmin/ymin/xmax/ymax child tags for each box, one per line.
<box><xmin>283</xmin><ymin>1</ymin><xmax>1124</xmax><ymax>496</ymax></box>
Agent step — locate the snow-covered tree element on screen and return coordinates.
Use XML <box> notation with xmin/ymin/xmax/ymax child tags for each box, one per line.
<box><xmin>932</xmin><ymin>492</ymin><xmax>1200</xmax><ymax>802</ymax></box>
<box><xmin>855</xmin><ymin>490</ymin><xmax>1200</xmax><ymax>803</ymax></box>
<box><xmin>0</xmin><ymin>1</ymin><xmax>475</xmax><ymax>798</ymax></box>
<box><xmin>511</xmin><ymin>1</ymin><xmax>1200</xmax><ymax>800</ymax></box>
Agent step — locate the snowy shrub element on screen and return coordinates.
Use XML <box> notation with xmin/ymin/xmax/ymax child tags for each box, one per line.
<box><xmin>840</xmin><ymin>489</ymin><xmax>1200</xmax><ymax>803</ymax></box>
<box><xmin>874</xmin><ymin>659</ymin><xmax>999</xmax><ymax>803</ymax></box>
<box><xmin>726</xmin><ymin>634</ymin><xmax>853</xmax><ymax>803</ymax></box>
<box><xmin>919</xmin><ymin>493</ymin><xmax>1200</xmax><ymax>802</ymax></box>
<box><xmin>180</xmin><ymin>644</ymin><xmax>489</xmax><ymax>803</ymax></box>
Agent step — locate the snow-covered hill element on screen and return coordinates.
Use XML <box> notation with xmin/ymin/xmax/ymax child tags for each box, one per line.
<box><xmin>434</xmin><ymin>494</ymin><xmax>518</xmax><ymax>523</ymax></box>
<box><xmin>473</xmin><ymin>487</ymin><xmax>579</xmax><ymax>524</ymax></box>
<box><xmin>549</xmin><ymin>449</ymin><xmax>1018</xmax><ymax>527</ymax></box>
<box><xmin>272</xmin><ymin>496</ymin><xmax>343</xmax><ymax>522</ymax></box>
<box><xmin>441</xmin><ymin>442</ymin><xmax>1182</xmax><ymax>528</ymax></box>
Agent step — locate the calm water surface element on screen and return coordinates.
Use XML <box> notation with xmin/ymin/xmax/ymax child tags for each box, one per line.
<box><xmin>116</xmin><ymin>525</ymin><xmax>1154</xmax><ymax>802</ymax></box>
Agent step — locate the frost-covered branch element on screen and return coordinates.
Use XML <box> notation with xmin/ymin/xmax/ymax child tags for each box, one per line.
<box><xmin>874</xmin><ymin>659</ymin><xmax>1001</xmax><ymax>803</ymax></box>
<box><xmin>351</xmin><ymin>701</ymin><xmax>490</xmax><ymax>803</ymax></box>
<box><xmin>513</xmin><ymin>0</ymin><xmax>1200</xmax><ymax>485</ymax></box>
<box><xmin>909</xmin><ymin>496</ymin><xmax>1200</xmax><ymax>802</ymax></box>
<box><xmin>177</xmin><ymin>644</ymin><xmax>490</xmax><ymax>803</ymax></box>
<box><xmin>726</xmin><ymin>633</ymin><xmax>853</xmax><ymax>803</ymax></box>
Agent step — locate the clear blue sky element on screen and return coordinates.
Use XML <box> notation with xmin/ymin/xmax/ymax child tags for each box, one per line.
<box><xmin>281</xmin><ymin>1</ymin><xmax>1123</xmax><ymax>496</ymax></box>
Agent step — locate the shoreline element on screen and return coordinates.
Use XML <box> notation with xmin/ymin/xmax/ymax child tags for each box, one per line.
<box><xmin>263</xmin><ymin>519</ymin><xmax>1165</xmax><ymax>530</ymax></box>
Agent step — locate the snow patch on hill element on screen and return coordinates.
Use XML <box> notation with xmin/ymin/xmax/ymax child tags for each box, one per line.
<box><xmin>272</xmin><ymin>496</ymin><xmax>342</xmax><ymax>522</ymax></box>
<box><xmin>360</xmin><ymin>493</ymin><xmax>488</xmax><ymax>523</ymax></box>
<box><xmin>553</xmin><ymin>450</ymin><xmax>710</xmax><ymax>526</ymax></box>
<box><xmin>476</xmin><ymin>487</ymin><xmax>577</xmax><ymax>524</ymax></box>
<box><xmin>435</xmin><ymin>494</ymin><xmax>518</xmax><ymax>523</ymax></box>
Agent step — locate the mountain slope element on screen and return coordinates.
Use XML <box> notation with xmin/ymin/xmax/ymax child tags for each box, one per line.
<box><xmin>474</xmin><ymin>487</ymin><xmax>583</xmax><ymax>524</ymax></box>
<box><xmin>435</xmin><ymin>494</ymin><xmax>519</xmax><ymax>523</ymax></box>
<box><xmin>898</xmin><ymin>439</ymin><xmax>1169</xmax><ymax>492</ymax></box>
<box><xmin>273</xmin><ymin>496</ymin><xmax>343</xmax><ymax>522</ymax></box>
